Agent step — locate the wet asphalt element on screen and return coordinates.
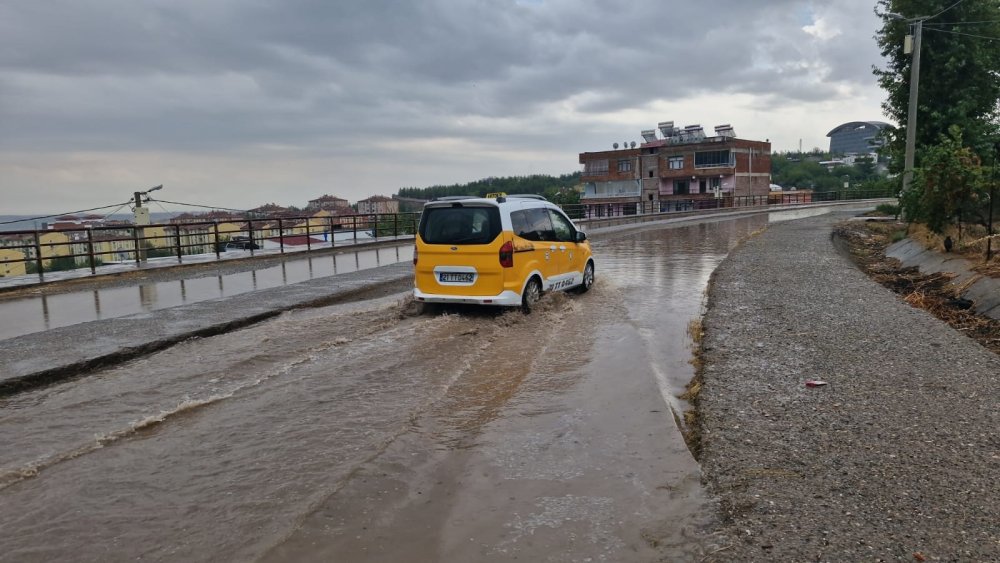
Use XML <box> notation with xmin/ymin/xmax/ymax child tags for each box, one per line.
<box><xmin>0</xmin><ymin>262</ymin><xmax>414</xmax><ymax>394</ymax></box>
<box><xmin>3</xmin><ymin>202</ymin><xmax>993</xmax><ymax>561</ymax></box>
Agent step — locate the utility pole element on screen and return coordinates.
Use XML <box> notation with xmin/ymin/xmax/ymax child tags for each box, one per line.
<box><xmin>989</xmin><ymin>142</ymin><xmax>998</xmax><ymax>261</ymax></box>
<box><xmin>889</xmin><ymin>13</ymin><xmax>926</xmax><ymax>203</ymax></box>
<box><xmin>133</xmin><ymin>185</ymin><xmax>162</xmax><ymax>262</ymax></box>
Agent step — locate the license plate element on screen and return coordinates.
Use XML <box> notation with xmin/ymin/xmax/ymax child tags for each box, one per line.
<box><xmin>439</xmin><ymin>272</ymin><xmax>474</xmax><ymax>283</ymax></box>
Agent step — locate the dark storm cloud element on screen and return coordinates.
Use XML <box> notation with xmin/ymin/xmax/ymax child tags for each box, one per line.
<box><xmin>0</xmin><ymin>0</ymin><xmax>883</xmax><ymax>153</ymax></box>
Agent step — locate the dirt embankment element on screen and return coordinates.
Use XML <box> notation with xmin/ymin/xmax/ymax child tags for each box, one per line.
<box><xmin>834</xmin><ymin>220</ymin><xmax>1000</xmax><ymax>355</ymax></box>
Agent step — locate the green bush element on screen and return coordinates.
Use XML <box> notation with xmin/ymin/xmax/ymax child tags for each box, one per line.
<box><xmin>875</xmin><ymin>203</ymin><xmax>900</xmax><ymax>217</ymax></box>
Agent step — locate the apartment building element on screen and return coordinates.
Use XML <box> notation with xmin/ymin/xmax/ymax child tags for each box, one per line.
<box><xmin>170</xmin><ymin>211</ymin><xmax>244</xmax><ymax>225</ymax></box>
<box><xmin>578</xmin><ymin>144</ymin><xmax>642</xmax><ymax>216</ymax></box>
<box><xmin>0</xmin><ymin>248</ymin><xmax>27</xmax><ymax>277</ymax></box>
<box><xmin>0</xmin><ymin>231</ymin><xmax>72</xmax><ymax>264</ymax></box>
<box><xmin>306</xmin><ymin>195</ymin><xmax>352</xmax><ymax>212</ymax></box>
<box><xmin>356</xmin><ymin>195</ymin><xmax>400</xmax><ymax>215</ymax></box>
<box><xmin>579</xmin><ymin>122</ymin><xmax>771</xmax><ymax>215</ymax></box>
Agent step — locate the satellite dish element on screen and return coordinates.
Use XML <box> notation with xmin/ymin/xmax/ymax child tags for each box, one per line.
<box><xmin>613</xmin><ymin>142</ymin><xmax>619</xmax><ymax>149</ymax></box>
<box><xmin>630</xmin><ymin>141</ymin><xmax>636</xmax><ymax>148</ymax></box>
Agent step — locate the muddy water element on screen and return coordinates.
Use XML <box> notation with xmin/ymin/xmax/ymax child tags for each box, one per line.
<box><xmin>0</xmin><ymin>245</ymin><xmax>413</xmax><ymax>341</ymax></box>
<box><xmin>0</xmin><ymin>213</ymin><xmax>775</xmax><ymax>562</ymax></box>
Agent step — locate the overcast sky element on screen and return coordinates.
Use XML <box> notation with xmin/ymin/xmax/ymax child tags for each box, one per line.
<box><xmin>1</xmin><ymin>0</ymin><xmax>890</xmax><ymax>215</ymax></box>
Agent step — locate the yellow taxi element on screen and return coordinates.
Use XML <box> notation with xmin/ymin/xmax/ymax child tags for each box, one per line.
<box><xmin>413</xmin><ymin>194</ymin><xmax>594</xmax><ymax>312</ymax></box>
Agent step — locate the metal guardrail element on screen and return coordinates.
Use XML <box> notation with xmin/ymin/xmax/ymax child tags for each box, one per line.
<box><xmin>0</xmin><ymin>212</ymin><xmax>421</xmax><ymax>282</ymax></box>
<box><xmin>561</xmin><ymin>188</ymin><xmax>895</xmax><ymax>220</ymax></box>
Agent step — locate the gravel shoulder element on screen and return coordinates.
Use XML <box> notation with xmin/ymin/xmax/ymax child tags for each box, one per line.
<box><xmin>697</xmin><ymin>211</ymin><xmax>1000</xmax><ymax>561</ymax></box>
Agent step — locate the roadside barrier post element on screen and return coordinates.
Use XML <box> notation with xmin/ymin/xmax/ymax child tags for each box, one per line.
<box><xmin>86</xmin><ymin>228</ymin><xmax>96</xmax><ymax>274</ymax></box>
<box><xmin>174</xmin><ymin>226</ymin><xmax>182</xmax><ymax>262</ymax></box>
<box><xmin>33</xmin><ymin>231</ymin><xmax>44</xmax><ymax>281</ymax></box>
<box><xmin>213</xmin><ymin>222</ymin><xmax>221</xmax><ymax>259</ymax></box>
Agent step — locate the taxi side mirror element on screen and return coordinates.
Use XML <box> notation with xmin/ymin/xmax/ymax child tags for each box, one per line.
<box><xmin>575</xmin><ymin>231</ymin><xmax>587</xmax><ymax>242</ymax></box>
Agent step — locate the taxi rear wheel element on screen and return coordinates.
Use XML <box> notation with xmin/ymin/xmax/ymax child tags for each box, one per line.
<box><xmin>521</xmin><ymin>277</ymin><xmax>542</xmax><ymax>314</ymax></box>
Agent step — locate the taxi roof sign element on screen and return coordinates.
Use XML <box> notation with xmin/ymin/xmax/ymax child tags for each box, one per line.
<box><xmin>486</xmin><ymin>192</ymin><xmax>507</xmax><ymax>199</ymax></box>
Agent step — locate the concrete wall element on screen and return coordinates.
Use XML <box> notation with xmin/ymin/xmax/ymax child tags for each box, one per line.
<box><xmin>886</xmin><ymin>238</ymin><xmax>1000</xmax><ymax>320</ymax></box>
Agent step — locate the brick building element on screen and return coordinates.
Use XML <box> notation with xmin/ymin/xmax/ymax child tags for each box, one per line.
<box><xmin>578</xmin><ymin>145</ymin><xmax>642</xmax><ymax>216</ymax></box>
<box><xmin>580</xmin><ymin>122</ymin><xmax>772</xmax><ymax>215</ymax></box>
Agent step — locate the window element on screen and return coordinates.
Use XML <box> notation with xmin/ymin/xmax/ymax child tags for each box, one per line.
<box><xmin>668</xmin><ymin>156</ymin><xmax>684</xmax><ymax>170</ymax></box>
<box><xmin>511</xmin><ymin>208</ymin><xmax>555</xmax><ymax>241</ymax></box>
<box><xmin>419</xmin><ymin>206</ymin><xmax>501</xmax><ymax>245</ymax></box>
<box><xmin>617</xmin><ymin>159</ymin><xmax>632</xmax><ymax>172</ymax></box>
<box><xmin>648</xmin><ymin>170</ymin><xmax>654</xmax><ymax>178</ymax></box>
<box><xmin>548</xmin><ymin>210</ymin><xmax>575</xmax><ymax>242</ymax></box>
<box><xmin>694</xmin><ymin>150</ymin><xmax>733</xmax><ymax>168</ymax></box>
<box><xmin>674</xmin><ymin>180</ymin><xmax>689</xmax><ymax>195</ymax></box>
<box><xmin>584</xmin><ymin>160</ymin><xmax>609</xmax><ymax>174</ymax></box>
<box><xmin>711</xmin><ymin>177</ymin><xmax>721</xmax><ymax>190</ymax></box>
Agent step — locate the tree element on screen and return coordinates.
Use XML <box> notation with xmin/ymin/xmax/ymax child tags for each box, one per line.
<box><xmin>906</xmin><ymin>127</ymin><xmax>986</xmax><ymax>233</ymax></box>
<box><xmin>770</xmin><ymin>151</ymin><xmax>874</xmax><ymax>191</ymax></box>
<box><xmin>854</xmin><ymin>155</ymin><xmax>878</xmax><ymax>182</ymax></box>
<box><xmin>397</xmin><ymin>173</ymin><xmax>582</xmax><ymax>201</ymax></box>
<box><xmin>372</xmin><ymin>214</ymin><xmax>417</xmax><ymax>237</ymax></box>
<box><xmin>543</xmin><ymin>186</ymin><xmax>581</xmax><ymax>206</ymax></box>
<box><xmin>873</xmin><ymin>0</ymin><xmax>1000</xmax><ymax>172</ymax></box>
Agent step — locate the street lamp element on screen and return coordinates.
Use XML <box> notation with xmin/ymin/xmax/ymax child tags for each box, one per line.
<box><xmin>133</xmin><ymin>184</ymin><xmax>163</xmax><ymax>208</ymax></box>
<box><xmin>888</xmin><ymin>12</ymin><xmax>927</xmax><ymax>200</ymax></box>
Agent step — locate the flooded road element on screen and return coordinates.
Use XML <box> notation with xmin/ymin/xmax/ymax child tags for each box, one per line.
<box><xmin>0</xmin><ymin>245</ymin><xmax>413</xmax><ymax>341</ymax></box>
<box><xmin>0</xmin><ymin>212</ymin><xmax>786</xmax><ymax>561</ymax></box>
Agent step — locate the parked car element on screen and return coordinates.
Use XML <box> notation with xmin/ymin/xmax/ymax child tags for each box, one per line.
<box><xmin>413</xmin><ymin>194</ymin><xmax>595</xmax><ymax>312</ymax></box>
<box><xmin>222</xmin><ymin>241</ymin><xmax>259</xmax><ymax>251</ymax></box>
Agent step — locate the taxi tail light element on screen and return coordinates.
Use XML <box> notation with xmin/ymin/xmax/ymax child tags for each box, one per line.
<box><xmin>413</xmin><ymin>245</ymin><xmax>418</xmax><ymax>265</ymax></box>
<box><xmin>499</xmin><ymin>241</ymin><xmax>514</xmax><ymax>268</ymax></box>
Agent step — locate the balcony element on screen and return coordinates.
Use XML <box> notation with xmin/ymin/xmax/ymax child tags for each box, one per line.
<box><xmin>581</xmin><ymin>181</ymin><xmax>641</xmax><ymax>200</ymax></box>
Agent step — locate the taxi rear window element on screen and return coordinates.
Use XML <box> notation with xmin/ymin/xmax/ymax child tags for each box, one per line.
<box><xmin>419</xmin><ymin>206</ymin><xmax>501</xmax><ymax>245</ymax></box>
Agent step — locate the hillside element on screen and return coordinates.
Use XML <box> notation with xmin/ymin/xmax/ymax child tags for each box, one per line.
<box><xmin>396</xmin><ymin>173</ymin><xmax>581</xmax><ymax>204</ymax></box>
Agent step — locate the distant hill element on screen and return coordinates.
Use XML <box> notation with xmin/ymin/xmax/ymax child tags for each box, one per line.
<box><xmin>397</xmin><ymin>173</ymin><xmax>581</xmax><ymax>203</ymax></box>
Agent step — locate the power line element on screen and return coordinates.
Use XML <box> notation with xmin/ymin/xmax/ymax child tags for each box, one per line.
<box><xmin>148</xmin><ymin>199</ymin><xmax>174</xmax><ymax>217</ymax></box>
<box><xmin>146</xmin><ymin>198</ymin><xmax>249</xmax><ymax>214</ymax></box>
<box><xmin>0</xmin><ymin>202</ymin><xmax>134</xmax><ymax>226</ymax></box>
<box><xmin>97</xmin><ymin>203</ymin><xmax>131</xmax><ymax>220</ymax></box>
<box><xmin>924</xmin><ymin>26</ymin><xmax>1000</xmax><ymax>41</ymax></box>
<box><xmin>929</xmin><ymin>19</ymin><xmax>1000</xmax><ymax>26</ymax></box>
<box><xmin>927</xmin><ymin>0</ymin><xmax>969</xmax><ymax>22</ymax></box>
